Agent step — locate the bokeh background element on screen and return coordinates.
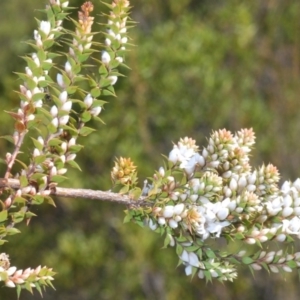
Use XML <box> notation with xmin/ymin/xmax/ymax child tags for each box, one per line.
<box><xmin>1</xmin><ymin>0</ymin><xmax>300</xmax><ymax>299</ymax></box>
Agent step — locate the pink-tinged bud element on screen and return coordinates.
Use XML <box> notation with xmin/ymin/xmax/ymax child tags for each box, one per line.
<box><xmin>245</xmin><ymin>238</ymin><xmax>256</xmax><ymax>244</ymax></box>
<box><xmin>251</xmin><ymin>263</ymin><xmax>262</xmax><ymax>271</ymax></box>
<box><xmin>5</xmin><ymin>280</ymin><xmax>16</xmax><ymax>288</ymax></box>
<box><xmin>51</xmin><ymin>117</ymin><xmax>59</xmax><ymax>128</ymax></box>
<box><xmin>50</xmin><ymin>105</ymin><xmax>58</xmax><ymax>117</ymax></box>
<box><xmin>65</xmin><ymin>61</ymin><xmax>72</xmax><ymax>73</ymax></box>
<box><xmin>61</xmin><ymin>101</ymin><xmax>72</xmax><ymax>112</ymax></box>
<box><xmin>108</xmin><ymin>76</ymin><xmax>118</xmax><ymax>85</ymax></box>
<box><xmin>20</xmin><ymin>85</ymin><xmax>27</xmax><ymax>95</ymax></box>
<box><xmin>22</xmin><ymin>186</ymin><xmax>31</xmax><ymax>194</ymax></box>
<box><xmin>84</xmin><ymin>94</ymin><xmax>93</xmax><ymax>108</ymax></box>
<box><xmin>101</xmin><ymin>51</ymin><xmax>111</xmax><ymax>64</ymax></box>
<box><xmin>50</xmin><ymin>166</ymin><xmax>57</xmax><ymax>176</ymax></box>
<box><xmin>90</xmin><ymin>106</ymin><xmax>102</xmax><ymax>116</ymax></box>
<box><xmin>67</xmin><ymin>153</ymin><xmax>76</xmax><ymax>161</ymax></box>
<box><xmin>5</xmin><ymin>196</ymin><xmax>12</xmax><ymax>208</ymax></box>
<box><xmin>59</xmin><ymin>91</ymin><xmax>68</xmax><ymax>103</ymax></box>
<box><xmin>16</xmin><ymin>189</ymin><xmax>22</xmax><ymax>197</ymax></box>
<box><xmin>41</xmin><ymin>190</ymin><xmax>51</xmax><ymax>196</ymax></box>
<box><xmin>59</xmin><ymin>115</ymin><xmax>69</xmax><ymax>126</ymax></box>
<box><xmin>29</xmin><ymin>186</ymin><xmax>37</xmax><ymax>195</ymax></box>
<box><xmin>57</xmin><ymin>73</ymin><xmax>64</xmax><ymax>88</ymax></box>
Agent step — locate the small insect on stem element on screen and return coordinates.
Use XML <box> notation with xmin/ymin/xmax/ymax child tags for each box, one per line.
<box><xmin>44</xmin><ymin>86</ymin><xmax>52</xmax><ymax>102</ymax></box>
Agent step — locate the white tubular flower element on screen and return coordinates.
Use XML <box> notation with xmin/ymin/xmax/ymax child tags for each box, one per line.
<box><xmin>32</xmin><ymin>53</ymin><xmax>40</xmax><ymax>67</ymax></box>
<box><xmin>105</xmin><ymin>38</ymin><xmax>112</xmax><ymax>46</ymax></box>
<box><xmin>66</xmin><ymin>154</ymin><xmax>76</xmax><ymax>161</ymax></box>
<box><xmin>25</xmin><ymin>67</ymin><xmax>33</xmax><ymax>77</ymax></box>
<box><xmin>108</xmin><ymin>75</ymin><xmax>118</xmax><ymax>85</ymax></box>
<box><xmin>68</xmin><ymin>137</ymin><xmax>76</xmax><ymax>147</ymax></box>
<box><xmin>90</xmin><ymin>106</ymin><xmax>102</xmax><ymax>116</ymax></box>
<box><xmin>174</xmin><ymin>203</ymin><xmax>185</xmax><ymax>215</ymax></box>
<box><xmin>59</xmin><ymin>115</ymin><xmax>69</xmax><ymax>126</ymax></box>
<box><xmin>121</xmin><ymin>36</ymin><xmax>128</xmax><ymax>44</ymax></box>
<box><xmin>163</xmin><ymin>206</ymin><xmax>174</xmax><ymax>218</ymax></box>
<box><xmin>40</xmin><ymin>21</ymin><xmax>51</xmax><ymax>36</ymax></box>
<box><xmin>50</xmin><ymin>105</ymin><xmax>58</xmax><ymax>117</ymax></box>
<box><xmin>57</xmin><ymin>73</ymin><xmax>64</xmax><ymax>88</ymax></box>
<box><xmin>65</xmin><ymin>61</ymin><xmax>72</xmax><ymax>73</ymax></box>
<box><xmin>116</xmin><ymin>56</ymin><xmax>123</xmax><ymax>63</ymax></box>
<box><xmin>61</xmin><ymin>101</ymin><xmax>72</xmax><ymax>112</ymax></box>
<box><xmin>62</xmin><ymin>1</ymin><xmax>69</xmax><ymax>7</ymax></box>
<box><xmin>51</xmin><ymin>117</ymin><xmax>58</xmax><ymax>128</ymax></box>
<box><xmin>59</xmin><ymin>91</ymin><xmax>68</xmax><ymax>103</ymax></box>
<box><xmin>84</xmin><ymin>94</ymin><xmax>93</xmax><ymax>108</ymax></box>
<box><xmin>148</xmin><ymin>219</ymin><xmax>157</xmax><ymax>231</ymax></box>
<box><xmin>101</xmin><ymin>51</ymin><xmax>111</xmax><ymax>64</ymax></box>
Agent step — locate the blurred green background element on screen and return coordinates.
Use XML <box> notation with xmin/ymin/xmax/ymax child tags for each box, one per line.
<box><xmin>1</xmin><ymin>0</ymin><xmax>300</xmax><ymax>299</ymax></box>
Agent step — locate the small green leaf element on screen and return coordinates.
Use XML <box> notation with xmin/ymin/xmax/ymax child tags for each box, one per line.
<box><xmin>79</xmin><ymin>126</ymin><xmax>95</xmax><ymax>136</ymax></box>
<box><xmin>6</xmin><ymin>227</ymin><xmax>21</xmax><ymax>235</ymax></box>
<box><xmin>31</xmin><ymin>195</ymin><xmax>45</xmax><ymax>205</ymax></box>
<box><xmin>0</xmin><ymin>210</ymin><xmax>8</xmax><ymax>222</ymax></box>
<box><xmin>242</xmin><ymin>256</ymin><xmax>254</xmax><ymax>265</ymax></box>
<box><xmin>19</xmin><ymin>175</ymin><xmax>28</xmax><ymax>187</ymax></box>
<box><xmin>50</xmin><ymin>175</ymin><xmax>67</xmax><ymax>183</ymax></box>
<box><xmin>0</xmin><ymin>135</ymin><xmax>14</xmax><ymax>144</ymax></box>
<box><xmin>67</xmin><ymin>160</ymin><xmax>82</xmax><ymax>171</ymax></box>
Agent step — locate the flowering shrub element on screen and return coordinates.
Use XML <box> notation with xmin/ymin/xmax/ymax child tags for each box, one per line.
<box><xmin>0</xmin><ymin>0</ymin><xmax>299</xmax><ymax>297</ymax></box>
<box><xmin>124</xmin><ymin>128</ymin><xmax>300</xmax><ymax>281</ymax></box>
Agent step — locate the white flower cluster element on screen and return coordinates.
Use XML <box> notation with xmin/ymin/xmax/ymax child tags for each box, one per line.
<box><xmin>141</xmin><ymin>128</ymin><xmax>300</xmax><ymax>280</ymax></box>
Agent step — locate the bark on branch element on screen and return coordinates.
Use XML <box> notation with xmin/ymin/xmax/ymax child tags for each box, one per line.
<box><xmin>0</xmin><ymin>178</ymin><xmax>147</xmax><ymax>207</ymax></box>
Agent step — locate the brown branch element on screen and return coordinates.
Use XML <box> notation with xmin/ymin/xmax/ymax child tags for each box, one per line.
<box><xmin>0</xmin><ymin>178</ymin><xmax>148</xmax><ymax>207</ymax></box>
